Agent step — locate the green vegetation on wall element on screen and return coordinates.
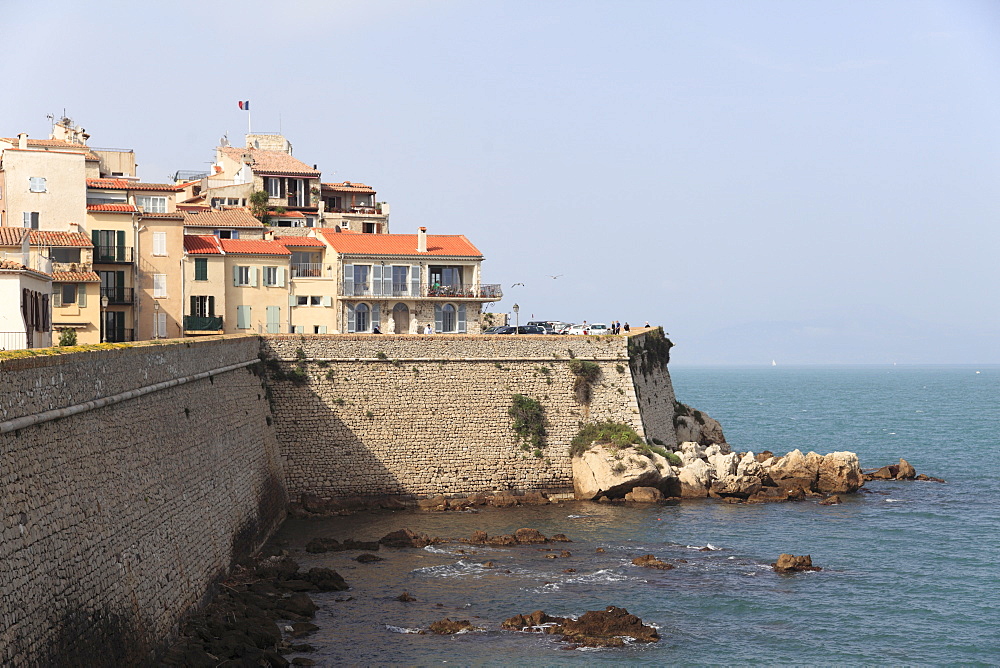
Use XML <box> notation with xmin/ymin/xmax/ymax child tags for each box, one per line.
<box><xmin>568</xmin><ymin>359</ymin><xmax>601</xmax><ymax>403</ymax></box>
<box><xmin>628</xmin><ymin>327</ymin><xmax>674</xmax><ymax>377</ymax></box>
<box><xmin>508</xmin><ymin>394</ymin><xmax>547</xmax><ymax>455</ymax></box>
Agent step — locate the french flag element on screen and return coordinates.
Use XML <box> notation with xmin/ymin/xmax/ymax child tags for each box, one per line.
<box><xmin>238</xmin><ymin>100</ymin><xmax>250</xmax><ymax>111</ymax></box>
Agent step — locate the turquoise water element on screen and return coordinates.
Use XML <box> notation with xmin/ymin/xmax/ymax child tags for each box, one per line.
<box><xmin>271</xmin><ymin>366</ymin><xmax>1000</xmax><ymax>665</ymax></box>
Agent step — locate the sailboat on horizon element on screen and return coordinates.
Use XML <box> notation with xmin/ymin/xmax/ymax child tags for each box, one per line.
<box><xmin>771</xmin><ymin>359</ymin><xmax>777</xmax><ymax>367</ymax></box>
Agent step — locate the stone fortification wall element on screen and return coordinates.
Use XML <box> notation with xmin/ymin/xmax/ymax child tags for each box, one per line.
<box><xmin>261</xmin><ymin>331</ymin><xmax>678</xmax><ymax>500</ymax></box>
<box><xmin>628</xmin><ymin>331</ymin><xmax>679</xmax><ymax>449</ymax></box>
<box><xmin>0</xmin><ymin>338</ymin><xmax>286</xmax><ymax>666</ymax></box>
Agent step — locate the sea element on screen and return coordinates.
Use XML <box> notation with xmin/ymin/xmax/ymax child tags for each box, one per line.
<box><xmin>268</xmin><ymin>366</ymin><xmax>1000</xmax><ymax>666</ymax></box>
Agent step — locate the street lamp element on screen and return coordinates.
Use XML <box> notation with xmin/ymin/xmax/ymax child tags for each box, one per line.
<box><xmin>100</xmin><ymin>295</ymin><xmax>109</xmax><ymax>343</ymax></box>
<box><xmin>512</xmin><ymin>303</ymin><xmax>519</xmax><ymax>333</ymax></box>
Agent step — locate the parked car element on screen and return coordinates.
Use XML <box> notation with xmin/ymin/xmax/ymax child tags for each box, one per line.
<box><xmin>495</xmin><ymin>325</ymin><xmax>546</xmax><ymax>334</ymax></box>
<box><xmin>482</xmin><ymin>326</ymin><xmax>503</xmax><ymax>334</ymax></box>
<box><xmin>567</xmin><ymin>324</ymin><xmax>590</xmax><ymax>335</ymax></box>
<box><xmin>588</xmin><ymin>323</ymin><xmax>609</xmax><ymax>335</ymax></box>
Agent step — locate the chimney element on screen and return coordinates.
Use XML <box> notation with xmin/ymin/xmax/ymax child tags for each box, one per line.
<box><xmin>417</xmin><ymin>227</ymin><xmax>427</xmax><ymax>253</ymax></box>
<box><xmin>17</xmin><ymin>133</ymin><xmax>28</xmax><ymax>149</ymax></box>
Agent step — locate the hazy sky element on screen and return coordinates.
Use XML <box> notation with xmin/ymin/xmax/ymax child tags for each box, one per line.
<box><xmin>2</xmin><ymin>0</ymin><xmax>998</xmax><ymax>364</ymax></box>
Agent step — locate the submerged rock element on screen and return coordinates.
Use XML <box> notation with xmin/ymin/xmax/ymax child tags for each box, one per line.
<box><xmin>625</xmin><ymin>486</ymin><xmax>664</xmax><ymax>503</ymax></box>
<box><xmin>503</xmin><ymin>606</ymin><xmax>658</xmax><ymax>647</ymax></box>
<box><xmin>379</xmin><ymin>528</ymin><xmax>436</xmax><ymax>548</ymax></box>
<box><xmin>428</xmin><ymin>618</ymin><xmax>478</xmax><ymax>634</ymax></box>
<box><xmin>631</xmin><ymin>554</ymin><xmax>674</xmax><ymax>570</ymax></box>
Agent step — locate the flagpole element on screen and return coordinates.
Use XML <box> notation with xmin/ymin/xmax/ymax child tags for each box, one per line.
<box><xmin>248</xmin><ymin>108</ymin><xmax>252</xmax><ymax>135</ymax></box>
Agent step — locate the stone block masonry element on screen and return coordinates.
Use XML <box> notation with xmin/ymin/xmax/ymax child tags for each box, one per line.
<box><xmin>0</xmin><ymin>336</ymin><xmax>286</xmax><ymax>666</ymax></box>
<box><xmin>261</xmin><ymin>331</ymin><xmax>678</xmax><ymax>501</ymax></box>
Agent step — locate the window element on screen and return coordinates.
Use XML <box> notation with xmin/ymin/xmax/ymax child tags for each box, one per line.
<box><xmin>354</xmin><ymin>265</ymin><xmax>370</xmax><ymax>293</ymax></box>
<box><xmin>22</xmin><ymin>212</ymin><xmax>39</xmax><ymax>229</ymax></box>
<box><xmin>265</xmin><ymin>177</ymin><xmax>282</xmax><ymax>198</ymax></box>
<box><xmin>325</xmin><ymin>196</ymin><xmax>341</xmax><ymax>210</ymax></box>
<box><xmin>190</xmin><ymin>296</ymin><xmax>215</xmax><ymax>317</ymax></box>
<box><xmin>236</xmin><ymin>305</ymin><xmax>251</xmax><ymax>329</ymax></box>
<box><xmin>61</xmin><ymin>284</ymin><xmax>77</xmax><ymax>305</ymax></box>
<box><xmin>441</xmin><ymin>304</ymin><xmax>456</xmax><ymax>333</ymax></box>
<box><xmin>153</xmin><ymin>274</ymin><xmax>167</xmax><ymax>298</ymax></box>
<box><xmin>355</xmin><ymin>303</ymin><xmax>370</xmax><ymax>332</ymax></box>
<box><xmin>263</xmin><ymin>266</ymin><xmax>280</xmax><ymax>286</ymax></box>
<box><xmin>363</xmin><ymin>222</ymin><xmax>377</xmax><ymax>234</ymax></box>
<box><xmin>155</xmin><ymin>312</ymin><xmax>167</xmax><ymax>338</ymax></box>
<box><xmin>152</xmin><ymin>231</ymin><xmax>167</xmax><ymax>256</ymax></box>
<box><xmin>310</xmin><ymin>296</ymin><xmax>322</xmax><ymax>306</ymax></box>
<box><xmin>29</xmin><ymin>177</ymin><xmax>46</xmax><ymax>193</ymax></box>
<box><xmin>137</xmin><ymin>195</ymin><xmax>167</xmax><ymax>213</ymax></box>
<box><xmin>217</xmin><ymin>230</ymin><xmax>237</xmax><ymax>239</ymax></box>
<box><xmin>392</xmin><ymin>266</ymin><xmax>408</xmax><ymax>295</ymax></box>
<box><xmin>232</xmin><ymin>265</ymin><xmax>258</xmax><ymax>287</ymax></box>
<box><xmin>313</xmin><ymin>325</ymin><xmax>327</xmax><ymax>334</ymax></box>
<box><xmin>50</xmin><ymin>247</ymin><xmax>81</xmax><ymax>263</ymax></box>
<box><xmin>296</xmin><ymin>295</ymin><xmax>309</xmax><ymax>306</ymax></box>
<box><xmin>194</xmin><ymin>258</ymin><xmax>208</xmax><ymax>281</ymax></box>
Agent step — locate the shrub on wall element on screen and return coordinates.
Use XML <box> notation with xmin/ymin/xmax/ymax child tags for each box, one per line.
<box><xmin>508</xmin><ymin>394</ymin><xmax>546</xmax><ymax>455</ymax></box>
<box><xmin>568</xmin><ymin>359</ymin><xmax>601</xmax><ymax>403</ymax></box>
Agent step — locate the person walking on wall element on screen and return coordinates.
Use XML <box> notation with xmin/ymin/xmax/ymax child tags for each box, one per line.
<box><xmin>624</xmin><ymin>322</ymin><xmax>630</xmax><ymax>333</ymax></box>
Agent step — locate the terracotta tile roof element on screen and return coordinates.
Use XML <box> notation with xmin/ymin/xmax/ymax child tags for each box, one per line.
<box><xmin>29</xmin><ymin>231</ymin><xmax>93</xmax><ymax>247</ymax></box>
<box><xmin>86</xmin><ymin>178</ymin><xmax>181</xmax><ymax>191</ymax></box>
<box><xmin>318</xmin><ymin>230</ymin><xmax>483</xmax><ymax>257</ymax></box>
<box><xmin>218</xmin><ymin>146</ymin><xmax>319</xmax><ymax>176</ymax></box>
<box><xmin>0</xmin><ymin>227</ymin><xmax>28</xmax><ymax>246</ymax></box>
<box><xmin>275</xmin><ymin>236</ymin><xmax>325</xmax><ymax>247</ymax></box>
<box><xmin>184</xmin><ymin>235</ymin><xmax>223</xmax><ymax>254</ymax></box>
<box><xmin>140</xmin><ymin>212</ymin><xmax>185</xmax><ymax>220</ymax></box>
<box><xmin>181</xmin><ymin>208</ymin><xmax>264</xmax><ymax>228</ymax></box>
<box><xmin>219</xmin><ymin>239</ymin><xmax>291</xmax><ymax>256</ymax></box>
<box><xmin>87</xmin><ymin>203</ymin><xmax>138</xmax><ymax>213</ymax></box>
<box><xmin>0</xmin><ymin>137</ymin><xmax>100</xmax><ymax>160</ymax></box>
<box><xmin>322</xmin><ymin>181</ymin><xmax>375</xmax><ymax>193</ymax></box>
<box><xmin>0</xmin><ymin>259</ymin><xmax>50</xmax><ymax>279</ymax></box>
<box><xmin>52</xmin><ymin>271</ymin><xmax>100</xmax><ymax>282</ymax></box>
<box><xmin>271</xmin><ymin>210</ymin><xmax>305</xmax><ymax>218</ymax></box>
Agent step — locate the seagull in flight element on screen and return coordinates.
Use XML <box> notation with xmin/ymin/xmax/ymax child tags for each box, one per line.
<box><xmin>510</xmin><ymin>282</ymin><xmax>525</xmax><ymax>287</ymax></box>
<box><xmin>547</xmin><ymin>274</ymin><xmax>563</xmax><ymax>279</ymax></box>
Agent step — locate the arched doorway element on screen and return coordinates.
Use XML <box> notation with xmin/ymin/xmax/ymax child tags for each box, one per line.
<box><xmin>393</xmin><ymin>303</ymin><xmax>409</xmax><ymax>334</ymax></box>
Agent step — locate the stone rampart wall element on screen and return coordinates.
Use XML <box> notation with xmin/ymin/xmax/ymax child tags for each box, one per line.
<box><xmin>260</xmin><ymin>332</ymin><xmax>677</xmax><ymax>500</ymax></box>
<box><xmin>0</xmin><ymin>339</ymin><xmax>286</xmax><ymax>666</ymax></box>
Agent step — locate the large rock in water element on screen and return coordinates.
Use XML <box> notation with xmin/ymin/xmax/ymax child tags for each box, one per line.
<box><xmin>710</xmin><ymin>474</ymin><xmax>762</xmax><ymax>499</ymax></box>
<box><xmin>572</xmin><ymin>447</ymin><xmax>661</xmax><ymax>500</ymax></box>
<box><xmin>816</xmin><ymin>452</ymin><xmax>863</xmax><ymax>493</ymax></box>
<box><xmin>674</xmin><ymin>408</ymin><xmax>727</xmax><ymax>446</ymax></box>
<box><xmin>768</xmin><ymin>449</ymin><xmax>819</xmax><ymax>492</ymax></box>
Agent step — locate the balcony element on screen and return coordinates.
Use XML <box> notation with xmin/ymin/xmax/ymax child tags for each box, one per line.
<box><xmin>93</xmin><ymin>246</ymin><xmax>134</xmax><ymax>263</ymax></box>
<box><xmin>291</xmin><ymin>263</ymin><xmax>324</xmax><ymax>278</ymax></box>
<box><xmin>184</xmin><ymin>315</ymin><xmax>224</xmax><ymax>334</ymax></box>
<box><xmin>100</xmin><ymin>287</ymin><xmax>135</xmax><ymax>304</ymax></box>
<box><xmin>340</xmin><ymin>283</ymin><xmax>503</xmax><ymax>300</ymax></box>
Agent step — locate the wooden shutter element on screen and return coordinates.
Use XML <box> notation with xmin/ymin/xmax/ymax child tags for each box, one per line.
<box><xmin>434</xmin><ymin>304</ymin><xmax>443</xmax><ymax>333</ymax></box>
<box><xmin>346</xmin><ymin>304</ymin><xmax>355</xmax><ymax>333</ymax></box>
<box><xmin>277</xmin><ymin>267</ymin><xmax>286</xmax><ymax>287</ymax></box>
<box><xmin>190</xmin><ymin>296</ymin><xmax>197</xmax><ymax>316</ymax></box>
<box><xmin>208</xmin><ymin>296</ymin><xmax>215</xmax><ymax>317</ymax></box>
<box><xmin>157</xmin><ymin>312</ymin><xmax>167</xmax><ymax>337</ymax></box>
<box><xmin>372</xmin><ymin>303</ymin><xmax>380</xmax><ymax>330</ymax></box>
<box><xmin>322</xmin><ymin>295</ymin><xmax>332</xmax><ymax>307</ymax></box>
<box><xmin>411</xmin><ymin>265</ymin><xmax>420</xmax><ymax>296</ymax></box>
<box><xmin>266</xmin><ymin>306</ymin><xmax>280</xmax><ymax>333</ymax></box>
<box><xmin>249</xmin><ymin>267</ymin><xmax>258</xmax><ymax>287</ymax></box>
<box><xmin>77</xmin><ymin>285</ymin><xmax>87</xmax><ymax>307</ymax></box>
<box><xmin>52</xmin><ymin>288</ymin><xmax>62</xmax><ymax>308</ymax></box>
<box><xmin>232</xmin><ymin>265</ymin><xmax>239</xmax><ymax>286</ymax></box>
<box><xmin>372</xmin><ymin>264</ymin><xmax>382</xmax><ymax>296</ymax></box>
<box><xmin>383</xmin><ymin>267</ymin><xmax>393</xmax><ymax>295</ymax></box>
<box><xmin>116</xmin><ymin>231</ymin><xmax>126</xmax><ymax>261</ymax></box>
<box><xmin>458</xmin><ymin>304</ymin><xmax>467</xmax><ymax>333</ymax></box>
<box><xmin>343</xmin><ymin>263</ymin><xmax>354</xmax><ymax>296</ymax></box>
<box><xmin>237</xmin><ymin>305</ymin><xmax>249</xmax><ymax>329</ymax></box>
<box><xmin>318</xmin><ymin>325</ymin><xmax>327</xmax><ymax>334</ymax></box>
<box><xmin>153</xmin><ymin>274</ymin><xmax>166</xmax><ymax>298</ymax></box>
